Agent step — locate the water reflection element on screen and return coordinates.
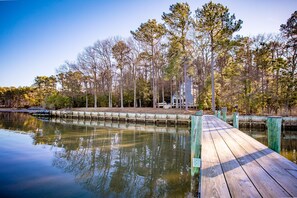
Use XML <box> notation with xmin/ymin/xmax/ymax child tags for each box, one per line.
<box><xmin>241</xmin><ymin>126</ymin><xmax>297</xmax><ymax>164</ymax></box>
<box><xmin>0</xmin><ymin>113</ymin><xmax>191</xmax><ymax>197</ymax></box>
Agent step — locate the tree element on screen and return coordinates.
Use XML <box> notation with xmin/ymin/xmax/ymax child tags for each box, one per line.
<box><xmin>162</xmin><ymin>2</ymin><xmax>192</xmax><ymax>110</ymax></box>
<box><xmin>56</xmin><ymin>61</ymin><xmax>84</xmax><ymax>108</ymax></box>
<box><xmin>76</xmin><ymin>46</ymin><xmax>100</xmax><ymax>108</ymax></box>
<box><xmin>195</xmin><ymin>2</ymin><xmax>242</xmax><ymax>112</ymax></box>
<box><xmin>0</xmin><ymin>86</ymin><xmax>36</xmax><ymax>108</ymax></box>
<box><xmin>45</xmin><ymin>93</ymin><xmax>71</xmax><ymax>109</ymax></box>
<box><xmin>33</xmin><ymin>75</ymin><xmax>57</xmax><ymax>107</ymax></box>
<box><xmin>112</xmin><ymin>40</ymin><xmax>130</xmax><ymax>108</ymax></box>
<box><xmin>280</xmin><ymin>11</ymin><xmax>297</xmax><ymax>50</ymax></box>
<box><xmin>280</xmin><ymin>11</ymin><xmax>297</xmax><ymax>114</ymax></box>
<box><xmin>127</xmin><ymin>38</ymin><xmax>142</xmax><ymax>108</ymax></box>
<box><xmin>131</xmin><ymin>19</ymin><xmax>166</xmax><ymax>108</ymax></box>
<box><xmin>93</xmin><ymin>38</ymin><xmax>115</xmax><ymax>108</ymax></box>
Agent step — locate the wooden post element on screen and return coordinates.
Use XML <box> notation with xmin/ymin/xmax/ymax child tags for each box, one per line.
<box><xmin>191</xmin><ymin>114</ymin><xmax>202</xmax><ymax>176</ymax></box>
<box><xmin>217</xmin><ymin>110</ymin><xmax>221</xmax><ymax>119</ymax></box>
<box><xmin>267</xmin><ymin>116</ymin><xmax>282</xmax><ymax>153</ymax></box>
<box><xmin>222</xmin><ymin>107</ymin><xmax>227</xmax><ymax>122</ymax></box>
<box><xmin>196</xmin><ymin>110</ymin><xmax>203</xmax><ymax>116</ymax></box>
<box><xmin>233</xmin><ymin>112</ymin><xmax>239</xmax><ymax>129</ymax></box>
<box><xmin>191</xmin><ymin>113</ymin><xmax>202</xmax><ymax>196</ymax></box>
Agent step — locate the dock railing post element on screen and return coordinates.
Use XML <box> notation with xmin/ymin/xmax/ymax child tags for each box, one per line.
<box><xmin>191</xmin><ymin>111</ymin><xmax>202</xmax><ymax>196</ymax></box>
<box><xmin>233</xmin><ymin>112</ymin><xmax>239</xmax><ymax>129</ymax></box>
<box><xmin>267</xmin><ymin>116</ymin><xmax>282</xmax><ymax>153</ymax></box>
<box><xmin>222</xmin><ymin>107</ymin><xmax>227</xmax><ymax>122</ymax></box>
<box><xmin>195</xmin><ymin>110</ymin><xmax>203</xmax><ymax>116</ymax></box>
<box><xmin>217</xmin><ymin>110</ymin><xmax>221</xmax><ymax>119</ymax></box>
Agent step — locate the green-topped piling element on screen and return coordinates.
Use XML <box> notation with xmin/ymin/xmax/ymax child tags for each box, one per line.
<box><xmin>233</xmin><ymin>112</ymin><xmax>239</xmax><ymax>129</ymax></box>
<box><xmin>196</xmin><ymin>110</ymin><xmax>203</xmax><ymax>116</ymax></box>
<box><xmin>267</xmin><ymin>116</ymin><xmax>282</xmax><ymax>153</ymax></box>
<box><xmin>191</xmin><ymin>111</ymin><xmax>202</xmax><ymax>196</ymax></box>
<box><xmin>222</xmin><ymin>107</ymin><xmax>227</xmax><ymax>122</ymax></box>
<box><xmin>191</xmin><ymin>115</ymin><xmax>202</xmax><ymax>176</ymax></box>
<box><xmin>217</xmin><ymin>110</ymin><xmax>221</xmax><ymax>119</ymax></box>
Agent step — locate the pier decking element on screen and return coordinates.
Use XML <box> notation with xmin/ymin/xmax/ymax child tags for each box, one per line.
<box><xmin>200</xmin><ymin>115</ymin><xmax>297</xmax><ymax>197</ymax></box>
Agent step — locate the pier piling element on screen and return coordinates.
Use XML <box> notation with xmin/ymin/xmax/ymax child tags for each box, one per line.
<box><xmin>267</xmin><ymin>116</ymin><xmax>282</xmax><ymax>153</ymax></box>
<box><xmin>233</xmin><ymin>112</ymin><xmax>239</xmax><ymax>129</ymax></box>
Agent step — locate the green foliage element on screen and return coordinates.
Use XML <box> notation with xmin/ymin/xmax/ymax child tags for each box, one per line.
<box><xmin>112</xmin><ymin>41</ymin><xmax>130</xmax><ymax>70</ymax></box>
<box><xmin>123</xmin><ymin>89</ymin><xmax>134</xmax><ymax>107</ymax></box>
<box><xmin>280</xmin><ymin>11</ymin><xmax>297</xmax><ymax>47</ymax></box>
<box><xmin>131</xmin><ymin>19</ymin><xmax>165</xmax><ymax>46</ymax></box>
<box><xmin>131</xmin><ymin>19</ymin><xmax>166</xmax><ymax>108</ymax></box>
<box><xmin>97</xmin><ymin>94</ymin><xmax>111</xmax><ymax>107</ymax></box>
<box><xmin>45</xmin><ymin>93</ymin><xmax>71</xmax><ymax>109</ymax></box>
<box><xmin>137</xmin><ymin>77</ymin><xmax>152</xmax><ymax>107</ymax></box>
<box><xmin>163</xmin><ymin>2</ymin><xmax>192</xmax><ymax>77</ymax></box>
<box><xmin>33</xmin><ymin>75</ymin><xmax>57</xmax><ymax>107</ymax></box>
<box><xmin>162</xmin><ymin>2</ymin><xmax>191</xmax><ymax>50</ymax></box>
<box><xmin>194</xmin><ymin>1</ymin><xmax>243</xmax><ymax>111</ymax></box>
<box><xmin>0</xmin><ymin>86</ymin><xmax>36</xmax><ymax>108</ymax></box>
<box><xmin>195</xmin><ymin>2</ymin><xmax>242</xmax><ymax>46</ymax></box>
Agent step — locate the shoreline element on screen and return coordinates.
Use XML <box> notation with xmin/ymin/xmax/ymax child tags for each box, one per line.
<box><xmin>1</xmin><ymin>107</ymin><xmax>297</xmax><ymax>117</ymax></box>
<box><xmin>1</xmin><ymin>108</ymin><xmax>297</xmax><ymax>127</ymax></box>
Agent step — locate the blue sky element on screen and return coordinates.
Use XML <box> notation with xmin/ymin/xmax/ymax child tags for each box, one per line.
<box><xmin>0</xmin><ymin>0</ymin><xmax>296</xmax><ymax>87</ymax></box>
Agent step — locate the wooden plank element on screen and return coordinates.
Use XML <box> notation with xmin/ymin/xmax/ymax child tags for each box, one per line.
<box><xmin>287</xmin><ymin>169</ymin><xmax>297</xmax><ymax>179</ymax></box>
<box><xmin>210</xmin><ymin>117</ymin><xmax>290</xmax><ymax>197</ymax></box>
<box><xmin>206</xmin><ymin>117</ymin><xmax>261</xmax><ymax>198</ymax></box>
<box><xmin>200</xmin><ymin>116</ymin><xmax>230</xmax><ymax>198</ymax></box>
<box><xmin>219</xmin><ymin>118</ymin><xmax>297</xmax><ymax>171</ymax></box>
<box><xmin>212</xmin><ymin>117</ymin><xmax>297</xmax><ymax>196</ymax></box>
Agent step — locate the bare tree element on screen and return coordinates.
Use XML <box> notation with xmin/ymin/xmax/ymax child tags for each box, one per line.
<box><xmin>127</xmin><ymin>37</ymin><xmax>142</xmax><ymax>108</ymax></box>
<box><xmin>76</xmin><ymin>46</ymin><xmax>101</xmax><ymax>108</ymax></box>
<box><xmin>93</xmin><ymin>38</ymin><xmax>115</xmax><ymax>107</ymax></box>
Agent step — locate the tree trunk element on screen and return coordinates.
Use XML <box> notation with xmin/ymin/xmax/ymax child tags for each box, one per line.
<box><xmin>107</xmin><ymin>68</ymin><xmax>112</xmax><ymax>108</ymax></box>
<box><xmin>184</xmin><ymin>59</ymin><xmax>188</xmax><ymax>111</ymax></box>
<box><xmin>133</xmin><ymin>64</ymin><xmax>137</xmax><ymax>108</ymax></box>
<box><xmin>94</xmin><ymin>73</ymin><xmax>97</xmax><ymax>108</ymax></box>
<box><xmin>86</xmin><ymin>92</ymin><xmax>88</xmax><ymax>109</ymax></box>
<box><xmin>120</xmin><ymin>68</ymin><xmax>123</xmax><ymax>108</ymax></box>
<box><xmin>109</xmin><ymin>89</ymin><xmax>112</xmax><ymax>108</ymax></box>
<box><xmin>152</xmin><ymin>45</ymin><xmax>156</xmax><ymax>108</ymax></box>
<box><xmin>134</xmin><ymin>81</ymin><xmax>137</xmax><ymax>108</ymax></box>
<box><xmin>261</xmin><ymin>69</ymin><xmax>264</xmax><ymax>114</ymax></box>
<box><xmin>179</xmin><ymin>79</ymin><xmax>183</xmax><ymax>109</ymax></box>
<box><xmin>85</xmin><ymin>81</ymin><xmax>88</xmax><ymax>108</ymax></box>
<box><xmin>176</xmin><ymin>80</ymin><xmax>179</xmax><ymax>108</ymax></box>
<box><xmin>162</xmin><ymin>79</ymin><xmax>165</xmax><ymax>104</ymax></box>
<box><xmin>211</xmin><ymin>47</ymin><xmax>215</xmax><ymax>113</ymax></box>
<box><xmin>170</xmin><ymin>79</ymin><xmax>173</xmax><ymax>106</ymax></box>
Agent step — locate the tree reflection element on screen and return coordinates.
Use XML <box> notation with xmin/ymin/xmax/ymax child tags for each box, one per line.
<box><xmin>46</xmin><ymin>125</ymin><xmax>191</xmax><ymax>197</ymax></box>
<box><xmin>0</xmin><ymin>112</ymin><xmax>42</xmax><ymax>132</ymax></box>
<box><xmin>1</xmin><ymin>115</ymin><xmax>191</xmax><ymax>197</ymax></box>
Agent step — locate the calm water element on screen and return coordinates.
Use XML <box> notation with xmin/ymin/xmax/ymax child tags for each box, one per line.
<box><xmin>241</xmin><ymin>126</ymin><xmax>297</xmax><ymax>164</ymax></box>
<box><xmin>0</xmin><ymin>113</ymin><xmax>191</xmax><ymax>198</ymax></box>
<box><xmin>1</xmin><ymin>113</ymin><xmax>296</xmax><ymax>197</ymax></box>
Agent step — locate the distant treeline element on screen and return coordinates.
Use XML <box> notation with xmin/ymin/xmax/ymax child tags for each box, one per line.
<box><xmin>0</xmin><ymin>2</ymin><xmax>296</xmax><ymax>115</ymax></box>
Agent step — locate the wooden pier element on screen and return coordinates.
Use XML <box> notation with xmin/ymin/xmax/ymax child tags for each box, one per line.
<box><xmin>200</xmin><ymin>115</ymin><xmax>297</xmax><ymax>197</ymax></box>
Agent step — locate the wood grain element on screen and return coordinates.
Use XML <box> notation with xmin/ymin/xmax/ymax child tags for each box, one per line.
<box><xmin>199</xmin><ymin>115</ymin><xmax>297</xmax><ymax>197</ymax></box>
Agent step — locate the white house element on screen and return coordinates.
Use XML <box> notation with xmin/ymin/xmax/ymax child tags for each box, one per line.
<box><xmin>171</xmin><ymin>77</ymin><xmax>196</xmax><ymax>108</ymax></box>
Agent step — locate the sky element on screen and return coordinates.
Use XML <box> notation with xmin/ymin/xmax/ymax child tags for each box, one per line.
<box><xmin>0</xmin><ymin>0</ymin><xmax>296</xmax><ymax>87</ymax></box>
